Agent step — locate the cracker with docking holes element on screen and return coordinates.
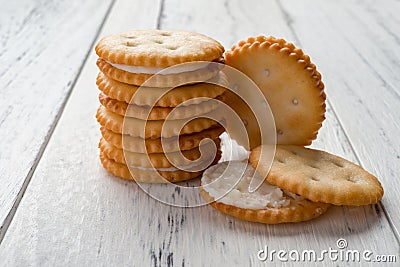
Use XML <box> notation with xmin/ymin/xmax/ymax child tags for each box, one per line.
<box><xmin>100</xmin><ymin>150</ymin><xmax>222</xmax><ymax>183</ymax></box>
<box><xmin>225</xmin><ymin>36</ymin><xmax>326</xmax><ymax>147</ymax></box>
<box><xmin>96</xmin><ymin>72</ymin><xmax>227</xmax><ymax>107</ymax></box>
<box><xmin>99</xmin><ymin>137</ymin><xmax>221</xmax><ymax>169</ymax></box>
<box><xmin>100</xmin><ymin>125</ymin><xmax>224</xmax><ymax>153</ymax></box>
<box><xmin>98</xmin><ymin>92</ymin><xmax>225</xmax><ymax>120</ymax></box>
<box><xmin>200</xmin><ymin>161</ymin><xmax>329</xmax><ymax>224</ymax></box>
<box><xmin>95</xmin><ymin>30</ymin><xmax>224</xmax><ymax>87</ymax></box>
<box><xmin>96</xmin><ymin>106</ymin><xmax>223</xmax><ymax>138</ymax></box>
<box><xmin>250</xmin><ymin>145</ymin><xmax>384</xmax><ymax>206</ymax></box>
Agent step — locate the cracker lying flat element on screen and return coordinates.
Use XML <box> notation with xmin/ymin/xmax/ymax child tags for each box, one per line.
<box><xmin>99</xmin><ymin>137</ymin><xmax>220</xmax><ymax>169</ymax></box>
<box><xmin>225</xmin><ymin>36</ymin><xmax>326</xmax><ymax>146</ymax></box>
<box><xmin>250</xmin><ymin>145</ymin><xmax>384</xmax><ymax>206</ymax></box>
<box><xmin>95</xmin><ymin>30</ymin><xmax>224</xmax><ymax>86</ymax></box>
<box><xmin>97</xmin><ymin>59</ymin><xmax>219</xmax><ymax>87</ymax></box>
<box><xmin>200</xmin><ymin>161</ymin><xmax>329</xmax><ymax>224</ymax></box>
<box><xmin>100</xmin><ymin>125</ymin><xmax>224</xmax><ymax>153</ymax></box>
<box><xmin>100</xmin><ymin>151</ymin><xmax>221</xmax><ymax>183</ymax></box>
<box><xmin>95</xmin><ymin>30</ymin><xmax>224</xmax><ymax>68</ymax></box>
<box><xmin>96</xmin><ymin>72</ymin><xmax>226</xmax><ymax>107</ymax></box>
<box><xmin>98</xmin><ymin>92</ymin><xmax>225</xmax><ymax>120</ymax></box>
<box><xmin>96</xmin><ymin>105</ymin><xmax>222</xmax><ymax>138</ymax></box>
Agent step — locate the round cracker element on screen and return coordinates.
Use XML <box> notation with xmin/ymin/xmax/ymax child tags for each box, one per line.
<box><xmin>99</xmin><ymin>150</ymin><xmax>221</xmax><ymax>183</ymax></box>
<box><xmin>96</xmin><ymin>105</ymin><xmax>222</xmax><ymax>138</ymax></box>
<box><xmin>100</xmin><ymin>125</ymin><xmax>224</xmax><ymax>153</ymax></box>
<box><xmin>95</xmin><ymin>30</ymin><xmax>224</xmax><ymax>68</ymax></box>
<box><xmin>97</xmin><ymin>58</ymin><xmax>220</xmax><ymax>87</ymax></box>
<box><xmin>99</xmin><ymin>137</ymin><xmax>221</xmax><ymax>168</ymax></box>
<box><xmin>98</xmin><ymin>92</ymin><xmax>225</xmax><ymax>120</ymax></box>
<box><xmin>200</xmin><ymin>161</ymin><xmax>329</xmax><ymax>224</ymax></box>
<box><xmin>200</xmin><ymin>189</ymin><xmax>329</xmax><ymax>224</ymax></box>
<box><xmin>225</xmin><ymin>36</ymin><xmax>326</xmax><ymax>146</ymax></box>
<box><xmin>250</xmin><ymin>145</ymin><xmax>384</xmax><ymax>206</ymax></box>
<box><xmin>96</xmin><ymin>72</ymin><xmax>226</xmax><ymax>107</ymax></box>
<box><xmin>100</xmin><ymin>151</ymin><xmax>201</xmax><ymax>183</ymax></box>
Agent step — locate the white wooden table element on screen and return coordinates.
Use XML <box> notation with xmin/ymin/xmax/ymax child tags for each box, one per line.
<box><xmin>0</xmin><ymin>0</ymin><xmax>399</xmax><ymax>266</ymax></box>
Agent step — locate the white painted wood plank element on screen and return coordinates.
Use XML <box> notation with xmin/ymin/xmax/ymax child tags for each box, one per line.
<box><xmin>0</xmin><ymin>0</ymin><xmax>113</xmax><ymax>238</ymax></box>
<box><xmin>1</xmin><ymin>0</ymin><xmax>399</xmax><ymax>266</ymax></box>
<box><xmin>278</xmin><ymin>0</ymin><xmax>400</xmax><ymax>237</ymax></box>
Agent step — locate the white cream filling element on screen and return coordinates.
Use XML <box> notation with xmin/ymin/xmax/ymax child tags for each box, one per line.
<box><xmin>202</xmin><ymin>161</ymin><xmax>290</xmax><ymax>209</ymax></box>
<box><xmin>106</xmin><ymin>61</ymin><xmax>210</xmax><ymax>75</ymax></box>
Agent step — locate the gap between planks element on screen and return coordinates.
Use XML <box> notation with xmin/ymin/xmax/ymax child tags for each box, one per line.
<box><xmin>156</xmin><ymin>0</ymin><xmax>166</xmax><ymax>29</ymax></box>
<box><xmin>0</xmin><ymin>0</ymin><xmax>117</xmax><ymax>244</ymax></box>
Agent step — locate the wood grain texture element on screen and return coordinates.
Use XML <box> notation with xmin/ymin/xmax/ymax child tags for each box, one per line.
<box><xmin>0</xmin><ymin>0</ymin><xmax>113</xmax><ymax>238</ymax></box>
<box><xmin>0</xmin><ymin>0</ymin><xmax>399</xmax><ymax>266</ymax></box>
<box><xmin>278</xmin><ymin>0</ymin><xmax>400</xmax><ymax>238</ymax></box>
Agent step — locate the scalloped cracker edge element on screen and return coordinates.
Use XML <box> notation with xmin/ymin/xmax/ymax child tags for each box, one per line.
<box><xmin>99</xmin><ymin>150</ymin><xmax>221</xmax><ymax>183</ymax></box>
<box><xmin>98</xmin><ymin>92</ymin><xmax>225</xmax><ymax>120</ymax></box>
<box><xmin>100</xmin><ymin>125</ymin><xmax>224</xmax><ymax>153</ymax></box>
<box><xmin>96</xmin><ymin>71</ymin><xmax>227</xmax><ymax>107</ymax></box>
<box><xmin>99</xmin><ymin>137</ymin><xmax>221</xmax><ymax>168</ymax></box>
<box><xmin>250</xmin><ymin>145</ymin><xmax>384</xmax><ymax>206</ymax></box>
<box><xmin>96</xmin><ymin>105</ymin><xmax>222</xmax><ymax>138</ymax></box>
<box><xmin>225</xmin><ymin>36</ymin><xmax>326</xmax><ymax>146</ymax></box>
<box><xmin>95</xmin><ymin>30</ymin><xmax>224</xmax><ymax>68</ymax></box>
<box><xmin>97</xmin><ymin>58</ymin><xmax>220</xmax><ymax>87</ymax></box>
<box><xmin>200</xmin><ymin>187</ymin><xmax>329</xmax><ymax>224</ymax></box>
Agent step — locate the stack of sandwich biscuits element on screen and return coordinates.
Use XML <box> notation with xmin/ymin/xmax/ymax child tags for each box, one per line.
<box><xmin>95</xmin><ymin>30</ymin><xmax>226</xmax><ymax>183</ymax></box>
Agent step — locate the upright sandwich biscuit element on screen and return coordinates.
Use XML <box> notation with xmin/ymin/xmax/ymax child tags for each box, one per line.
<box><xmin>225</xmin><ymin>36</ymin><xmax>326</xmax><ymax>148</ymax></box>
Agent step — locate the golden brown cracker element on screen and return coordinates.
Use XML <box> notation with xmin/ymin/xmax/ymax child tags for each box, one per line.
<box><xmin>96</xmin><ymin>105</ymin><xmax>223</xmax><ymax>138</ymax></box>
<box><xmin>225</xmin><ymin>36</ymin><xmax>326</xmax><ymax>146</ymax></box>
<box><xmin>98</xmin><ymin>92</ymin><xmax>225</xmax><ymax>120</ymax></box>
<box><xmin>250</xmin><ymin>145</ymin><xmax>384</xmax><ymax>206</ymax></box>
<box><xmin>100</xmin><ymin>125</ymin><xmax>224</xmax><ymax>153</ymax></box>
<box><xmin>99</xmin><ymin>150</ymin><xmax>222</xmax><ymax>183</ymax></box>
<box><xmin>200</xmin><ymin>188</ymin><xmax>329</xmax><ymax>224</ymax></box>
<box><xmin>95</xmin><ymin>30</ymin><xmax>224</xmax><ymax>68</ymax></box>
<box><xmin>99</xmin><ymin>137</ymin><xmax>221</xmax><ymax>168</ymax></box>
<box><xmin>97</xmin><ymin>58</ymin><xmax>219</xmax><ymax>87</ymax></box>
<box><xmin>222</xmin><ymin>90</ymin><xmax>261</xmax><ymax>150</ymax></box>
<box><xmin>100</xmin><ymin>152</ymin><xmax>201</xmax><ymax>183</ymax></box>
<box><xmin>200</xmin><ymin>161</ymin><xmax>329</xmax><ymax>224</ymax></box>
<box><xmin>96</xmin><ymin>71</ymin><xmax>226</xmax><ymax>107</ymax></box>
